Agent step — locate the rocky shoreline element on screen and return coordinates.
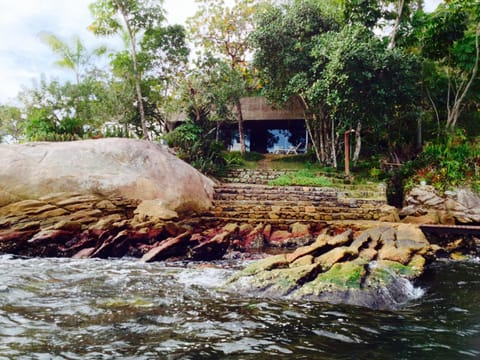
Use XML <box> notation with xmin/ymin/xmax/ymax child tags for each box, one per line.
<box><xmin>1</xmin><ymin>139</ymin><xmax>479</xmax><ymax>310</ymax></box>
<box><xmin>223</xmin><ymin>222</ymin><xmax>474</xmax><ymax>310</ymax></box>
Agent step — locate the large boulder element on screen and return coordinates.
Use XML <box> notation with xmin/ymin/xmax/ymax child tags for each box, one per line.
<box><xmin>0</xmin><ymin>138</ymin><xmax>214</xmax><ymax>214</ymax></box>
<box><xmin>224</xmin><ymin>223</ymin><xmax>430</xmax><ymax>310</ymax></box>
<box><xmin>0</xmin><ymin>139</ymin><xmax>215</xmax><ymax>257</ymax></box>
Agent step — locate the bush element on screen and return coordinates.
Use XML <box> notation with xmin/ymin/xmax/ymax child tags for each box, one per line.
<box><xmin>402</xmin><ymin>130</ymin><xmax>480</xmax><ymax>191</ymax></box>
<box><xmin>222</xmin><ymin>151</ymin><xmax>265</xmax><ymax>168</ymax></box>
<box><xmin>163</xmin><ymin>122</ymin><xmax>226</xmax><ymax>176</ymax></box>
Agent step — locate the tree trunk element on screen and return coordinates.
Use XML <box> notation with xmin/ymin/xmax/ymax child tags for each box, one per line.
<box><xmin>319</xmin><ymin>110</ymin><xmax>327</xmax><ymax>163</ymax></box>
<box><xmin>352</xmin><ymin>121</ymin><xmax>362</xmax><ymax>163</ymax></box>
<box><xmin>236</xmin><ymin>99</ymin><xmax>246</xmax><ymax>154</ymax></box>
<box><xmin>445</xmin><ymin>23</ymin><xmax>480</xmax><ymax>131</ymax></box>
<box><xmin>330</xmin><ymin>117</ymin><xmax>337</xmax><ymax>168</ymax></box>
<box><xmin>117</xmin><ymin>2</ymin><xmax>150</xmax><ymax>141</ymax></box>
<box><xmin>298</xmin><ymin>96</ymin><xmax>321</xmax><ymax>163</ymax></box>
<box><xmin>388</xmin><ymin>0</ymin><xmax>405</xmax><ymax>50</ymax></box>
<box><xmin>417</xmin><ymin>115</ymin><xmax>422</xmax><ymax>150</ymax></box>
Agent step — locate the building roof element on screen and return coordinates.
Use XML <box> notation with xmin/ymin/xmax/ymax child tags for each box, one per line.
<box><xmin>167</xmin><ymin>96</ymin><xmax>305</xmax><ymax>124</ymax></box>
<box><xmin>240</xmin><ymin>96</ymin><xmax>304</xmax><ymax>121</ymax></box>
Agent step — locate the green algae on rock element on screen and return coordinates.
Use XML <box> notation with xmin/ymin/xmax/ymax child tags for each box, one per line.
<box><xmin>224</xmin><ymin>224</ymin><xmax>430</xmax><ymax>310</ymax></box>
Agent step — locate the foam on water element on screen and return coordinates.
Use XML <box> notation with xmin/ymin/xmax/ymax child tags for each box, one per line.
<box><xmin>176</xmin><ymin>266</ymin><xmax>234</xmax><ymax>289</ymax></box>
<box><xmin>0</xmin><ymin>256</ymin><xmax>479</xmax><ymax>359</ymax></box>
<box><xmin>399</xmin><ymin>276</ymin><xmax>425</xmax><ymax>300</ymax></box>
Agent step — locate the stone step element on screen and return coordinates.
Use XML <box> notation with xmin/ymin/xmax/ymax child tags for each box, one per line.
<box><xmin>214</xmin><ymin>193</ymin><xmax>339</xmax><ymax>202</ymax></box>
<box><xmin>214</xmin><ymin>192</ymin><xmax>384</xmax><ymax>202</ymax></box>
<box><xmin>212</xmin><ymin>199</ymin><xmax>385</xmax><ymax>210</ymax></box>
<box><xmin>210</xmin><ymin>206</ymin><xmax>382</xmax><ymax>215</ymax></box>
<box><xmin>198</xmin><ymin>216</ymin><xmax>304</xmax><ymax>225</ymax></box>
<box><xmin>203</xmin><ymin>209</ymin><xmax>382</xmax><ymax>221</ymax></box>
<box><xmin>221</xmin><ymin>168</ymin><xmax>348</xmax><ymax>185</ymax></box>
<box><xmin>209</xmin><ymin>179</ymin><xmax>390</xmax><ymax>223</ymax></box>
<box><xmin>214</xmin><ymin>182</ymin><xmax>385</xmax><ymax>192</ymax></box>
<box><xmin>213</xmin><ymin>184</ymin><xmax>385</xmax><ymax>201</ymax></box>
<box><xmin>215</xmin><ymin>183</ymin><xmax>338</xmax><ymax>192</ymax></box>
<box><xmin>213</xmin><ymin>199</ymin><xmax>335</xmax><ymax>207</ymax></box>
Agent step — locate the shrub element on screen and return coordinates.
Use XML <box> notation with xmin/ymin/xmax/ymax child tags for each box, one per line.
<box><xmin>163</xmin><ymin>122</ymin><xmax>226</xmax><ymax>176</ymax></box>
<box><xmin>402</xmin><ymin>130</ymin><xmax>480</xmax><ymax>192</ymax></box>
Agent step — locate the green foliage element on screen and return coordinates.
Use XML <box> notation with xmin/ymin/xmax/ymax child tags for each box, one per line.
<box><xmin>344</xmin><ymin>0</ymin><xmax>382</xmax><ymax>28</ymax></box>
<box><xmin>241</xmin><ymin>151</ymin><xmax>265</xmax><ymax>162</ymax></box>
<box><xmin>164</xmin><ymin>122</ymin><xmax>202</xmax><ymax>151</ymax></box>
<box><xmin>252</xmin><ymin>0</ymin><xmax>338</xmax><ymax>104</ymax></box>
<box><xmin>252</xmin><ymin>1</ymin><xmax>421</xmax><ymax>165</ymax></box>
<box><xmin>417</xmin><ymin>0</ymin><xmax>480</xmax><ymax>131</ymax></box>
<box><xmin>269</xmin><ymin>169</ymin><xmax>334</xmax><ymax>187</ymax></box>
<box><xmin>420</xmin><ymin>1</ymin><xmax>469</xmax><ymax>61</ymax></box>
<box><xmin>0</xmin><ymin>105</ymin><xmax>24</xmax><ymax>142</ymax></box>
<box><xmin>311</xmin><ymin>23</ymin><xmax>421</xmax><ymax>144</ymax></box>
<box><xmin>89</xmin><ymin>0</ymin><xmax>165</xmax><ymax>37</ymax></box>
<box><xmin>222</xmin><ymin>151</ymin><xmax>265</xmax><ymax>169</ymax></box>
<box><xmin>187</xmin><ymin>0</ymin><xmax>261</xmax><ymax>154</ymax></box>
<box><xmin>402</xmin><ymin>131</ymin><xmax>480</xmax><ymax>191</ymax></box>
<box><xmin>351</xmin><ymin>157</ymin><xmax>388</xmax><ymax>181</ymax></box>
<box><xmin>270</xmin><ymin>150</ymin><xmax>318</xmax><ymax>164</ymax></box>
<box><xmin>38</xmin><ymin>31</ymin><xmax>107</xmax><ymax>84</ymax></box>
<box><xmin>89</xmin><ymin>0</ymin><xmax>167</xmax><ymax>140</ymax></box>
<box><xmin>164</xmin><ymin>121</ymin><xmax>226</xmax><ymax>175</ymax></box>
<box><xmin>18</xmin><ymin>74</ymin><xmax>116</xmax><ymax>141</ymax></box>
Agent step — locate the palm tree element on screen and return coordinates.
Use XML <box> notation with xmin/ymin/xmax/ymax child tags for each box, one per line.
<box><xmin>39</xmin><ymin>31</ymin><xmax>106</xmax><ymax>85</ymax></box>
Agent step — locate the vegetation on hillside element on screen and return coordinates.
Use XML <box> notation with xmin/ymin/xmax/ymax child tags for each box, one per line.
<box><xmin>0</xmin><ymin>0</ymin><xmax>479</xmax><ymax>194</ymax></box>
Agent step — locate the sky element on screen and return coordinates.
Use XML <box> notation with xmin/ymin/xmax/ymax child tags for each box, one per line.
<box><xmin>0</xmin><ymin>0</ymin><xmax>444</xmax><ymax>105</ymax></box>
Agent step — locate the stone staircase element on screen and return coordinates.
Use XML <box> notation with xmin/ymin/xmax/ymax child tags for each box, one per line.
<box><xmin>204</xmin><ymin>169</ymin><xmax>394</xmax><ymax>224</ymax></box>
<box><xmin>221</xmin><ymin>168</ymin><xmax>346</xmax><ymax>185</ymax></box>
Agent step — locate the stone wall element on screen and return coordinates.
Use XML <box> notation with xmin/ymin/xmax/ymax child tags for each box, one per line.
<box><xmin>221</xmin><ymin>169</ymin><xmax>387</xmax><ymax>200</ymax></box>
<box><xmin>221</xmin><ymin>168</ymin><xmax>297</xmax><ymax>184</ymax></box>
<box><xmin>207</xmin><ymin>183</ymin><xmax>397</xmax><ymax>224</ymax></box>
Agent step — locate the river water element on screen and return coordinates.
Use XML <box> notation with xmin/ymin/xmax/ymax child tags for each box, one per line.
<box><xmin>0</xmin><ymin>255</ymin><xmax>479</xmax><ymax>360</ymax></box>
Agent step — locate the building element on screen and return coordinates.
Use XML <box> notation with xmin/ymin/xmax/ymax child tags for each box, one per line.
<box><xmin>167</xmin><ymin>96</ymin><xmax>308</xmax><ymax>154</ymax></box>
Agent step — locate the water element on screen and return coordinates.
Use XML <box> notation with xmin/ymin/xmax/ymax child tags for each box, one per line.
<box><xmin>0</xmin><ymin>255</ymin><xmax>479</xmax><ymax>360</ymax></box>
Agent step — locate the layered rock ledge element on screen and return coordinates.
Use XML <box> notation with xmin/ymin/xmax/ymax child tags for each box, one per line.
<box><xmin>225</xmin><ymin>224</ymin><xmax>436</xmax><ymax>310</ymax></box>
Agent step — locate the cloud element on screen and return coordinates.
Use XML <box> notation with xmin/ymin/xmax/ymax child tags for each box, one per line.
<box><xmin>0</xmin><ymin>0</ymin><xmax>200</xmax><ymax>104</ymax></box>
<box><xmin>0</xmin><ymin>1</ymin><xmax>95</xmax><ymax>102</ymax></box>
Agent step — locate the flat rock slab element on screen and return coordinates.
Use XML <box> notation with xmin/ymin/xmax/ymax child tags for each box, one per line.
<box><xmin>224</xmin><ymin>224</ymin><xmax>430</xmax><ymax>310</ymax></box>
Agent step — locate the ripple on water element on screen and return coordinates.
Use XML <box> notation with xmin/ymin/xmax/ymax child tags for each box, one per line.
<box><xmin>0</xmin><ymin>257</ymin><xmax>479</xmax><ymax>359</ymax></box>
<box><xmin>312</xmin><ymin>329</ymin><xmax>363</xmax><ymax>344</ymax></box>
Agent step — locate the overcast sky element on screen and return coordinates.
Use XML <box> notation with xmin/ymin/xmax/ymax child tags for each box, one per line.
<box><xmin>0</xmin><ymin>0</ymin><xmax>443</xmax><ymax>105</ymax></box>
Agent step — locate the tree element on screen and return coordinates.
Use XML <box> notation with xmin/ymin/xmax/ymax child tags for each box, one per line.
<box><xmin>0</xmin><ymin>105</ymin><xmax>24</xmax><ymax>143</ymax></box>
<box><xmin>420</xmin><ymin>0</ymin><xmax>480</xmax><ymax>131</ymax></box>
<box><xmin>89</xmin><ymin>0</ymin><xmax>166</xmax><ymax>140</ymax></box>
<box><xmin>253</xmin><ymin>0</ymin><xmax>421</xmax><ymax>166</ymax></box>
<box><xmin>106</xmin><ymin>23</ymin><xmax>189</xmax><ymax>138</ymax></box>
<box><xmin>252</xmin><ymin>0</ymin><xmax>339</xmax><ymax>164</ymax></box>
<box><xmin>181</xmin><ymin>55</ymin><xmax>245</xmax><ymax>141</ymax></box>
<box><xmin>39</xmin><ymin>32</ymin><xmax>107</xmax><ymax>85</ymax></box>
<box><xmin>344</xmin><ymin>0</ymin><xmax>383</xmax><ymax>28</ymax></box>
<box><xmin>18</xmin><ymin>73</ymin><xmax>112</xmax><ymax>141</ymax></box>
<box><xmin>141</xmin><ymin>24</ymin><xmax>190</xmax><ymax>134</ymax></box>
<box><xmin>311</xmin><ymin>24</ymin><xmax>421</xmax><ymax>162</ymax></box>
<box><xmin>187</xmin><ymin>0</ymin><xmax>260</xmax><ymax>154</ymax></box>
<box><xmin>39</xmin><ymin>32</ymin><xmax>110</xmax><ymax>132</ymax></box>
